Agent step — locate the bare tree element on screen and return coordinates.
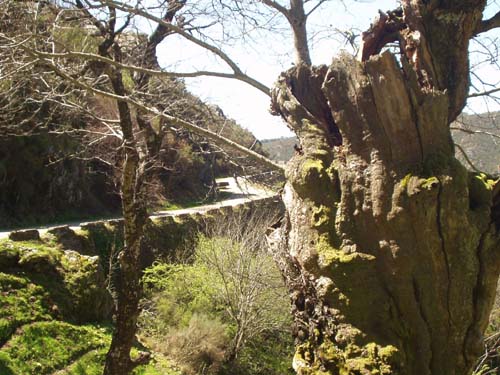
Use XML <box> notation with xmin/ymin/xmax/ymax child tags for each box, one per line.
<box><xmin>0</xmin><ymin>1</ymin><xmax>280</xmax><ymax>374</ymax></box>
<box><xmin>197</xmin><ymin>208</ymin><xmax>290</xmax><ymax>362</ymax></box>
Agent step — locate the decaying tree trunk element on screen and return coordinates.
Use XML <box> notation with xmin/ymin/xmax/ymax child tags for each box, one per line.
<box><xmin>270</xmin><ymin>1</ymin><xmax>500</xmax><ymax>374</ymax></box>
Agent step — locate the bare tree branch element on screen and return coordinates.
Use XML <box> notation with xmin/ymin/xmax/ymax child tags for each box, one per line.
<box><xmin>468</xmin><ymin>86</ymin><xmax>500</xmax><ymax>98</ymax></box>
<box><xmin>455</xmin><ymin>142</ymin><xmax>482</xmax><ymax>172</ymax></box>
<box><xmin>475</xmin><ymin>11</ymin><xmax>500</xmax><ymax>35</ymax></box>
<box><xmin>26</xmin><ymin>49</ymin><xmax>270</xmax><ymax>92</ymax></box>
<box><xmin>260</xmin><ymin>0</ymin><xmax>289</xmax><ymax>17</ymax></box>
<box><xmin>25</xmin><ymin>51</ymin><xmax>283</xmax><ymax>171</ymax></box>
<box><xmin>305</xmin><ymin>0</ymin><xmax>328</xmax><ymax>18</ymax></box>
<box><xmin>99</xmin><ymin>0</ymin><xmax>270</xmax><ymax>95</ymax></box>
<box><xmin>451</xmin><ymin>125</ymin><xmax>500</xmax><ymax>139</ymax></box>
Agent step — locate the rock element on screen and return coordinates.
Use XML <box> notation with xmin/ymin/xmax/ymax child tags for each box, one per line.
<box><xmin>61</xmin><ymin>250</ymin><xmax>113</xmax><ymax>321</ymax></box>
<box><xmin>46</xmin><ymin>226</ymin><xmax>86</xmax><ymax>252</ymax></box>
<box><xmin>0</xmin><ymin>244</ymin><xmax>20</xmax><ymax>270</ymax></box>
<box><xmin>8</xmin><ymin>230</ymin><xmax>41</xmax><ymax>242</ymax></box>
<box><xmin>18</xmin><ymin>246</ymin><xmax>61</xmax><ymax>274</ymax></box>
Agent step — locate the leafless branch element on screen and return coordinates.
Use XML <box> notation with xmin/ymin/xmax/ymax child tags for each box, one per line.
<box><xmin>99</xmin><ymin>0</ymin><xmax>270</xmax><ymax>95</ymax></box>
<box><xmin>25</xmin><ymin>51</ymin><xmax>282</xmax><ymax>170</ymax></box>
<box><xmin>455</xmin><ymin>143</ymin><xmax>482</xmax><ymax>172</ymax></box>
<box><xmin>475</xmin><ymin>10</ymin><xmax>500</xmax><ymax>35</ymax></box>
<box><xmin>451</xmin><ymin>125</ymin><xmax>500</xmax><ymax>139</ymax></box>
<box><xmin>468</xmin><ymin>86</ymin><xmax>500</xmax><ymax>98</ymax></box>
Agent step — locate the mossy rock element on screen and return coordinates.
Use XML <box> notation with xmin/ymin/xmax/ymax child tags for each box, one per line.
<box><xmin>8</xmin><ymin>230</ymin><xmax>41</xmax><ymax>242</ymax></box>
<box><xmin>60</xmin><ymin>250</ymin><xmax>113</xmax><ymax>322</ymax></box>
<box><xmin>18</xmin><ymin>245</ymin><xmax>62</xmax><ymax>275</ymax></box>
<box><xmin>0</xmin><ymin>240</ymin><xmax>112</xmax><ymax>323</ymax></box>
<box><xmin>0</xmin><ymin>240</ymin><xmax>62</xmax><ymax>274</ymax></box>
<box><xmin>46</xmin><ymin>226</ymin><xmax>90</xmax><ymax>253</ymax></box>
<box><xmin>77</xmin><ymin>221</ymin><xmax>123</xmax><ymax>274</ymax></box>
<box><xmin>0</xmin><ymin>242</ymin><xmax>20</xmax><ymax>270</ymax></box>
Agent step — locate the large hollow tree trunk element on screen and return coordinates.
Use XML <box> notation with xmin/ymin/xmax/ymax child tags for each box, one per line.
<box><xmin>270</xmin><ymin>2</ymin><xmax>500</xmax><ymax>374</ymax></box>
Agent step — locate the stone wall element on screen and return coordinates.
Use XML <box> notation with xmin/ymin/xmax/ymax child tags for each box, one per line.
<box><xmin>1</xmin><ymin>196</ymin><xmax>282</xmax><ymax>322</ymax></box>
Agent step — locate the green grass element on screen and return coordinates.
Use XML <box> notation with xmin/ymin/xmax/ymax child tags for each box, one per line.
<box><xmin>0</xmin><ymin>321</ymin><xmax>109</xmax><ymax>375</ymax></box>
<box><xmin>55</xmin><ymin>348</ymin><xmax>107</xmax><ymax>375</ymax></box>
<box><xmin>0</xmin><ymin>317</ymin><xmax>181</xmax><ymax>375</ymax></box>
<box><xmin>53</xmin><ymin>347</ymin><xmax>181</xmax><ymax>375</ymax></box>
<box><xmin>0</xmin><ymin>260</ymin><xmax>179</xmax><ymax>375</ymax></box>
<box><xmin>0</xmin><ymin>272</ymin><xmax>52</xmax><ymax>344</ymax></box>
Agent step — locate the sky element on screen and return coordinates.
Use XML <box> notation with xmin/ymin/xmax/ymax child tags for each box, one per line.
<box><xmin>153</xmin><ymin>0</ymin><xmax>500</xmax><ymax>140</ymax></box>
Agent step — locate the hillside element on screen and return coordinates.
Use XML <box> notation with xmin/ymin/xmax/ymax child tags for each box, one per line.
<box><xmin>0</xmin><ymin>2</ymin><xmax>269</xmax><ymax>229</ymax></box>
<box><xmin>260</xmin><ymin>137</ymin><xmax>298</xmax><ymax>163</ymax></box>
<box><xmin>452</xmin><ymin>111</ymin><xmax>500</xmax><ymax>175</ymax></box>
<box><xmin>262</xmin><ymin>112</ymin><xmax>500</xmax><ymax>175</ymax></box>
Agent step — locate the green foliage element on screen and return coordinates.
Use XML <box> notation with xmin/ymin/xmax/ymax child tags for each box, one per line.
<box><xmin>0</xmin><ymin>272</ymin><xmax>52</xmax><ymax>343</ymax></box>
<box><xmin>194</xmin><ymin>235</ymin><xmax>292</xmax><ymax>335</ymax></box>
<box><xmin>0</xmin><ymin>321</ymin><xmax>109</xmax><ymax>375</ymax></box>
<box><xmin>140</xmin><ymin>232</ymin><xmax>293</xmax><ymax>375</ymax></box>
<box><xmin>142</xmin><ymin>262</ymin><xmax>221</xmax><ymax>334</ymax></box>
<box><xmin>223</xmin><ymin>333</ymin><xmax>294</xmax><ymax>375</ymax></box>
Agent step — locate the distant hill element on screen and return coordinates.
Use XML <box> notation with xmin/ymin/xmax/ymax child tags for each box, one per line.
<box><xmin>452</xmin><ymin>111</ymin><xmax>499</xmax><ymax>175</ymax></box>
<box><xmin>261</xmin><ymin>137</ymin><xmax>298</xmax><ymax>163</ymax></box>
<box><xmin>262</xmin><ymin>112</ymin><xmax>500</xmax><ymax>175</ymax></box>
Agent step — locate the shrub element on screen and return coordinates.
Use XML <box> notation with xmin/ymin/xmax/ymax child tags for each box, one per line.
<box><xmin>140</xmin><ymin>209</ymin><xmax>293</xmax><ymax>375</ymax></box>
<box><xmin>162</xmin><ymin>314</ymin><xmax>229</xmax><ymax>375</ymax></box>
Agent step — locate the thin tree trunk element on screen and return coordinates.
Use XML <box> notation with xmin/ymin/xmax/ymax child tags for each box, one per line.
<box><xmin>103</xmin><ymin>145</ymin><xmax>148</xmax><ymax>375</ymax></box>
<box><xmin>270</xmin><ymin>1</ymin><xmax>500</xmax><ymax>374</ymax></box>
<box><xmin>103</xmin><ymin>60</ymin><xmax>150</xmax><ymax>375</ymax></box>
<box><xmin>288</xmin><ymin>0</ymin><xmax>311</xmax><ymax>66</ymax></box>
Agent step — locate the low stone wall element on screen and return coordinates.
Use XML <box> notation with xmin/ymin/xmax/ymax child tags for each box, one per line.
<box><xmin>1</xmin><ymin>196</ymin><xmax>282</xmax><ymax>322</ymax></box>
<box><xmin>12</xmin><ymin>196</ymin><xmax>280</xmax><ymax>264</ymax></box>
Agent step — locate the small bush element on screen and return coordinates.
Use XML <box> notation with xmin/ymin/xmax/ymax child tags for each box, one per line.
<box><xmin>162</xmin><ymin>314</ymin><xmax>229</xmax><ymax>375</ymax></box>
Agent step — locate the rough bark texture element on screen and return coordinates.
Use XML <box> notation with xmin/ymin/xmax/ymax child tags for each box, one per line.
<box><xmin>103</xmin><ymin>46</ymin><xmax>150</xmax><ymax>375</ymax></box>
<box><xmin>270</xmin><ymin>1</ymin><xmax>499</xmax><ymax>374</ymax></box>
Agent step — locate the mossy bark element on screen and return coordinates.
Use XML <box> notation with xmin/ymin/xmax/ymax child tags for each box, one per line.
<box><xmin>103</xmin><ymin>46</ymin><xmax>150</xmax><ymax>374</ymax></box>
<box><xmin>270</xmin><ymin>2</ymin><xmax>499</xmax><ymax>374</ymax></box>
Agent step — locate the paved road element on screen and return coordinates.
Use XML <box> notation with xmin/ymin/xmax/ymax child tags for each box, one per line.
<box><xmin>0</xmin><ymin>177</ymin><xmax>276</xmax><ymax>240</ymax></box>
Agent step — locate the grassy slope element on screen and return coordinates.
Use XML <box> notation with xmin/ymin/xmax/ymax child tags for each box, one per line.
<box><xmin>0</xmin><ymin>239</ymin><xmax>181</xmax><ymax>375</ymax></box>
